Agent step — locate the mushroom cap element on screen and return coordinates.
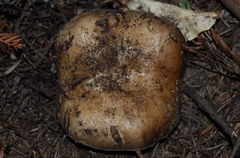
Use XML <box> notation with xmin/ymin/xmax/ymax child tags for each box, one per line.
<box><xmin>56</xmin><ymin>10</ymin><xmax>185</xmax><ymax>151</ymax></box>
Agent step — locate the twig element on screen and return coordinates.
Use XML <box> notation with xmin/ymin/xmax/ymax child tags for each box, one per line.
<box><xmin>185</xmin><ymin>46</ymin><xmax>240</xmax><ymax>76</ymax></box>
<box><xmin>229</xmin><ymin>132</ymin><xmax>240</xmax><ymax>158</ymax></box>
<box><xmin>199</xmin><ymin>124</ymin><xmax>214</xmax><ymax>136</ymax></box>
<box><xmin>151</xmin><ymin>142</ymin><xmax>159</xmax><ymax>158</ymax></box>
<box><xmin>213</xmin><ymin>143</ymin><xmax>227</xmax><ymax>158</ymax></box>
<box><xmin>182</xmin><ymin>84</ymin><xmax>238</xmax><ymax>139</ymax></box>
<box><xmin>0</xmin><ymin>60</ymin><xmax>22</xmax><ymax>77</ymax></box>
<box><xmin>211</xmin><ymin>29</ymin><xmax>240</xmax><ymax>65</ymax></box>
<box><xmin>0</xmin><ymin>146</ymin><xmax>5</xmax><ymax>158</ymax></box>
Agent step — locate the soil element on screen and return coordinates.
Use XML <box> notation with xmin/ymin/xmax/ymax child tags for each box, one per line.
<box><xmin>0</xmin><ymin>0</ymin><xmax>240</xmax><ymax>158</ymax></box>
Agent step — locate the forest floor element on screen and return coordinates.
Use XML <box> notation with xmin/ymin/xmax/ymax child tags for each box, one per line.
<box><xmin>0</xmin><ymin>0</ymin><xmax>240</xmax><ymax>157</ymax></box>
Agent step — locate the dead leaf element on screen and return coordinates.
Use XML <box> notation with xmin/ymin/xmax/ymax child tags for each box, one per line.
<box><xmin>126</xmin><ymin>0</ymin><xmax>217</xmax><ymax>41</ymax></box>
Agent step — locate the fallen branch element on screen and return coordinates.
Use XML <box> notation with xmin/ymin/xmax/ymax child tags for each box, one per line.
<box><xmin>182</xmin><ymin>84</ymin><xmax>238</xmax><ymax>139</ymax></box>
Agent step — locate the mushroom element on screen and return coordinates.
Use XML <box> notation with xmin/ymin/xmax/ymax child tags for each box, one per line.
<box><xmin>55</xmin><ymin>10</ymin><xmax>185</xmax><ymax>151</ymax></box>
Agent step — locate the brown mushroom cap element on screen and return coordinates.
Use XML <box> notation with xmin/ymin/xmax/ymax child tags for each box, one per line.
<box><xmin>56</xmin><ymin>10</ymin><xmax>185</xmax><ymax>151</ymax></box>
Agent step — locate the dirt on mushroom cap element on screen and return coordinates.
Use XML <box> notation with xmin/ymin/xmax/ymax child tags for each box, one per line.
<box><xmin>56</xmin><ymin>10</ymin><xmax>185</xmax><ymax>151</ymax></box>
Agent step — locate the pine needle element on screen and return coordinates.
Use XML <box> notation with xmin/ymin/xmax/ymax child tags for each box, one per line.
<box><xmin>0</xmin><ymin>23</ymin><xmax>22</xmax><ymax>55</ymax></box>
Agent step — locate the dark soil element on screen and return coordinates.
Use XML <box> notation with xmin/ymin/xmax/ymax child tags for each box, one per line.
<box><xmin>0</xmin><ymin>0</ymin><xmax>240</xmax><ymax>157</ymax></box>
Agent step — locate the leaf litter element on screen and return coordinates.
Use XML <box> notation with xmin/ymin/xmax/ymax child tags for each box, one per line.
<box><xmin>0</xmin><ymin>0</ymin><xmax>240</xmax><ymax>157</ymax></box>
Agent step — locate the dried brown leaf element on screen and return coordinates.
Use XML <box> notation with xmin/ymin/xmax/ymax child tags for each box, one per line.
<box><xmin>126</xmin><ymin>0</ymin><xmax>217</xmax><ymax>41</ymax></box>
